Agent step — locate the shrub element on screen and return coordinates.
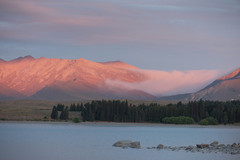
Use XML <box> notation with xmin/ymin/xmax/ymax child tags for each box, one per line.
<box><xmin>162</xmin><ymin>116</ymin><xmax>195</xmax><ymax>124</ymax></box>
<box><xmin>199</xmin><ymin>117</ymin><xmax>218</xmax><ymax>125</ymax></box>
<box><xmin>199</xmin><ymin>119</ymin><xmax>208</xmax><ymax>125</ymax></box>
<box><xmin>72</xmin><ymin>117</ymin><xmax>81</xmax><ymax>123</ymax></box>
<box><xmin>206</xmin><ymin>117</ymin><xmax>218</xmax><ymax>125</ymax></box>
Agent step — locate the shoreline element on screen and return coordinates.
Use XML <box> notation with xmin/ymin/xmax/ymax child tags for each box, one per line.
<box><xmin>1</xmin><ymin>120</ymin><xmax>240</xmax><ymax>128</ymax></box>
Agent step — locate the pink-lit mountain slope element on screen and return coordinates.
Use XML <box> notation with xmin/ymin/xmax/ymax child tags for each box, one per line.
<box><xmin>0</xmin><ymin>56</ymin><xmax>155</xmax><ymax>101</ymax></box>
<box><xmin>0</xmin><ymin>83</ymin><xmax>25</xmax><ymax>100</ymax></box>
<box><xmin>188</xmin><ymin>68</ymin><xmax>240</xmax><ymax>101</ymax></box>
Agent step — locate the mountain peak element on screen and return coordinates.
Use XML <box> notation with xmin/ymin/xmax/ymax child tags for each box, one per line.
<box><xmin>10</xmin><ymin>55</ymin><xmax>35</xmax><ymax>62</ymax></box>
<box><xmin>0</xmin><ymin>57</ymin><xmax>145</xmax><ymax>100</ymax></box>
<box><xmin>186</xmin><ymin>67</ymin><xmax>240</xmax><ymax>101</ymax></box>
<box><xmin>218</xmin><ymin>68</ymin><xmax>240</xmax><ymax>80</ymax></box>
<box><xmin>100</xmin><ymin>60</ymin><xmax>138</xmax><ymax>69</ymax></box>
<box><xmin>76</xmin><ymin>58</ymin><xmax>94</xmax><ymax>63</ymax></box>
<box><xmin>0</xmin><ymin>58</ymin><xmax>6</xmax><ymax>63</ymax></box>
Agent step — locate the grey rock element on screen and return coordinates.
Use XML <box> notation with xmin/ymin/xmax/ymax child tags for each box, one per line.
<box><xmin>130</xmin><ymin>141</ymin><xmax>141</xmax><ymax>149</ymax></box>
<box><xmin>114</xmin><ymin>140</ymin><xmax>240</xmax><ymax>155</ymax></box>
<box><xmin>197</xmin><ymin>144</ymin><xmax>209</xmax><ymax>149</ymax></box>
<box><xmin>231</xmin><ymin>151</ymin><xmax>238</xmax><ymax>155</ymax></box>
<box><xmin>210</xmin><ymin>141</ymin><xmax>219</xmax><ymax>146</ymax></box>
<box><xmin>217</xmin><ymin>144</ymin><xmax>225</xmax><ymax>149</ymax></box>
<box><xmin>113</xmin><ymin>140</ymin><xmax>132</xmax><ymax>148</ymax></box>
<box><xmin>157</xmin><ymin>144</ymin><xmax>164</xmax><ymax>149</ymax></box>
<box><xmin>147</xmin><ymin>147</ymin><xmax>155</xmax><ymax>149</ymax></box>
<box><xmin>231</xmin><ymin>143</ymin><xmax>239</xmax><ymax>148</ymax></box>
<box><xmin>186</xmin><ymin>145</ymin><xmax>194</xmax><ymax>151</ymax></box>
<box><xmin>171</xmin><ymin>147</ymin><xmax>177</xmax><ymax>151</ymax></box>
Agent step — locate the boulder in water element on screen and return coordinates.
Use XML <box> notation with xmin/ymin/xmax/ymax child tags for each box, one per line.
<box><xmin>196</xmin><ymin>144</ymin><xmax>209</xmax><ymax>149</ymax></box>
<box><xmin>157</xmin><ymin>144</ymin><xmax>164</xmax><ymax>149</ymax></box>
<box><xmin>113</xmin><ymin>140</ymin><xmax>141</xmax><ymax>149</ymax></box>
<box><xmin>210</xmin><ymin>141</ymin><xmax>219</xmax><ymax>146</ymax></box>
<box><xmin>113</xmin><ymin>140</ymin><xmax>132</xmax><ymax>148</ymax></box>
<box><xmin>130</xmin><ymin>141</ymin><xmax>141</xmax><ymax>149</ymax></box>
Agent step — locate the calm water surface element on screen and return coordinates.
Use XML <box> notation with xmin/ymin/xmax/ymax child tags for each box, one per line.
<box><xmin>0</xmin><ymin>122</ymin><xmax>240</xmax><ymax>160</ymax></box>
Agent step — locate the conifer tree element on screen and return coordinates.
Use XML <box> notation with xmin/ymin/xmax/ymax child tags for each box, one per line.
<box><xmin>51</xmin><ymin>106</ymin><xmax>58</xmax><ymax>119</ymax></box>
<box><xmin>60</xmin><ymin>107</ymin><xmax>69</xmax><ymax>120</ymax></box>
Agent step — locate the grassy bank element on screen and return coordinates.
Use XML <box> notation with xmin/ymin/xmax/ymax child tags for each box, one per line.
<box><xmin>0</xmin><ymin>100</ymin><xmax>81</xmax><ymax>121</ymax></box>
<box><xmin>0</xmin><ymin>100</ymin><xmax>174</xmax><ymax>121</ymax></box>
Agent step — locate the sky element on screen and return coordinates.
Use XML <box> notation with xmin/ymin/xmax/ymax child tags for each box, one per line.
<box><xmin>0</xmin><ymin>0</ymin><xmax>240</xmax><ymax>72</ymax></box>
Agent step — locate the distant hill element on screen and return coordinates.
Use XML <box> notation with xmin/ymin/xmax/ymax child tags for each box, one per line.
<box><xmin>158</xmin><ymin>68</ymin><xmax>240</xmax><ymax>101</ymax></box>
<box><xmin>158</xmin><ymin>93</ymin><xmax>191</xmax><ymax>101</ymax></box>
<box><xmin>187</xmin><ymin>68</ymin><xmax>240</xmax><ymax>101</ymax></box>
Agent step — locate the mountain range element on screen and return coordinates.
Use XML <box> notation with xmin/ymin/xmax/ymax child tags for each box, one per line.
<box><xmin>0</xmin><ymin>56</ymin><xmax>239</xmax><ymax>101</ymax></box>
<box><xmin>158</xmin><ymin>68</ymin><xmax>240</xmax><ymax>101</ymax></box>
<box><xmin>187</xmin><ymin>68</ymin><xmax>240</xmax><ymax>101</ymax></box>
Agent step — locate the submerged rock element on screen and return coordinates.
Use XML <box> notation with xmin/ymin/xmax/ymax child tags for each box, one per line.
<box><xmin>113</xmin><ymin>140</ymin><xmax>132</xmax><ymax>148</ymax></box>
<box><xmin>231</xmin><ymin>143</ymin><xmax>239</xmax><ymax>148</ymax></box>
<box><xmin>113</xmin><ymin>140</ymin><xmax>240</xmax><ymax>154</ymax></box>
<box><xmin>186</xmin><ymin>145</ymin><xmax>194</xmax><ymax>151</ymax></box>
<box><xmin>157</xmin><ymin>144</ymin><xmax>164</xmax><ymax>149</ymax></box>
<box><xmin>147</xmin><ymin>147</ymin><xmax>155</xmax><ymax>149</ymax></box>
<box><xmin>113</xmin><ymin>140</ymin><xmax>141</xmax><ymax>149</ymax></box>
<box><xmin>217</xmin><ymin>144</ymin><xmax>225</xmax><ymax>149</ymax></box>
<box><xmin>197</xmin><ymin>144</ymin><xmax>209</xmax><ymax>149</ymax></box>
<box><xmin>210</xmin><ymin>141</ymin><xmax>219</xmax><ymax>146</ymax></box>
<box><xmin>130</xmin><ymin>141</ymin><xmax>141</xmax><ymax>149</ymax></box>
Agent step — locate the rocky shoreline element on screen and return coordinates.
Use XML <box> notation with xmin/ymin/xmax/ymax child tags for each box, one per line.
<box><xmin>113</xmin><ymin>140</ymin><xmax>240</xmax><ymax>155</ymax></box>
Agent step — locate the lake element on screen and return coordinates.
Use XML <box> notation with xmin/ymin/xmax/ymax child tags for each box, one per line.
<box><xmin>0</xmin><ymin>122</ymin><xmax>240</xmax><ymax>160</ymax></box>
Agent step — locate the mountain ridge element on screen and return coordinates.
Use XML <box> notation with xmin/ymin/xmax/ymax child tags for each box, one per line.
<box><xmin>0</xmin><ymin>56</ymin><xmax>151</xmax><ymax>100</ymax></box>
<box><xmin>188</xmin><ymin>68</ymin><xmax>240</xmax><ymax>101</ymax></box>
<box><xmin>0</xmin><ymin>56</ymin><xmax>239</xmax><ymax>101</ymax></box>
<box><xmin>158</xmin><ymin>68</ymin><xmax>240</xmax><ymax>101</ymax></box>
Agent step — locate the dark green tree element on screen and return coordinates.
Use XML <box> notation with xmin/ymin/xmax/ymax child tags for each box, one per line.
<box><xmin>51</xmin><ymin>106</ymin><xmax>58</xmax><ymax>119</ymax></box>
<box><xmin>57</xmin><ymin>104</ymin><xmax>64</xmax><ymax>111</ymax></box>
<box><xmin>60</xmin><ymin>107</ymin><xmax>69</xmax><ymax>120</ymax></box>
<box><xmin>55</xmin><ymin>100</ymin><xmax>240</xmax><ymax>124</ymax></box>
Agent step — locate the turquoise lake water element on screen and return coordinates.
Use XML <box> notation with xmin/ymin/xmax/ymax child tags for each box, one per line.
<box><xmin>0</xmin><ymin>122</ymin><xmax>240</xmax><ymax>160</ymax></box>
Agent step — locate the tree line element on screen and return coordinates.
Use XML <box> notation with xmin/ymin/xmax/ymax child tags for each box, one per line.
<box><xmin>51</xmin><ymin>100</ymin><xmax>240</xmax><ymax>124</ymax></box>
<box><xmin>51</xmin><ymin>104</ymin><xmax>69</xmax><ymax>120</ymax></box>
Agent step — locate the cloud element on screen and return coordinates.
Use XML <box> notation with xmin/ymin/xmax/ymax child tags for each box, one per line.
<box><xmin>0</xmin><ymin>0</ymin><xmax>112</xmax><ymax>44</ymax></box>
<box><xmin>1</xmin><ymin>0</ymin><xmax>239</xmax><ymax>47</ymax></box>
<box><xmin>0</xmin><ymin>0</ymin><xmax>106</xmax><ymax>26</ymax></box>
<box><xmin>105</xmin><ymin>69</ymin><xmax>220</xmax><ymax>96</ymax></box>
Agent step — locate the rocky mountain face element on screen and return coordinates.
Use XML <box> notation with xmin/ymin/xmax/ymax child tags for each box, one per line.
<box><xmin>157</xmin><ymin>68</ymin><xmax>240</xmax><ymax>101</ymax></box>
<box><xmin>187</xmin><ymin>68</ymin><xmax>240</xmax><ymax>101</ymax></box>
<box><xmin>0</xmin><ymin>56</ymin><xmax>239</xmax><ymax>101</ymax></box>
<box><xmin>0</xmin><ymin>56</ymin><xmax>154</xmax><ymax>100</ymax></box>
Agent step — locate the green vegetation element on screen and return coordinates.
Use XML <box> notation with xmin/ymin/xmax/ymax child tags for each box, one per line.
<box><xmin>199</xmin><ymin>119</ymin><xmax>208</xmax><ymax>125</ymax></box>
<box><xmin>199</xmin><ymin>117</ymin><xmax>218</xmax><ymax>125</ymax></box>
<box><xmin>51</xmin><ymin>106</ymin><xmax>58</xmax><ymax>119</ymax></box>
<box><xmin>162</xmin><ymin>116</ymin><xmax>194</xmax><ymax>124</ymax></box>
<box><xmin>0</xmin><ymin>100</ymin><xmax>82</xmax><ymax>121</ymax></box>
<box><xmin>72</xmin><ymin>117</ymin><xmax>81</xmax><ymax>123</ymax></box>
<box><xmin>52</xmin><ymin>99</ymin><xmax>240</xmax><ymax>125</ymax></box>
<box><xmin>50</xmin><ymin>105</ymin><xmax>69</xmax><ymax>120</ymax></box>
<box><xmin>59</xmin><ymin>107</ymin><xmax>69</xmax><ymax>120</ymax></box>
